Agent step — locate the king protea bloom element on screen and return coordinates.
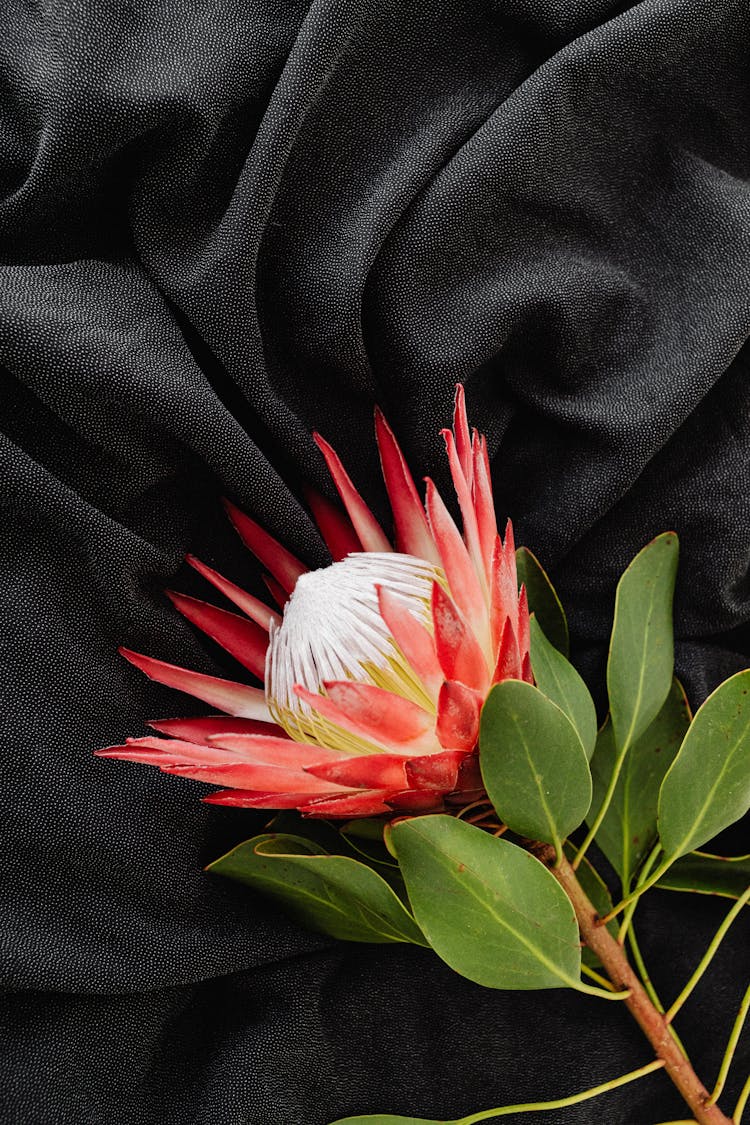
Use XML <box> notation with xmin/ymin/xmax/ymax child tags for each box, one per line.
<box><xmin>97</xmin><ymin>387</ymin><xmax>531</xmax><ymax>819</ymax></box>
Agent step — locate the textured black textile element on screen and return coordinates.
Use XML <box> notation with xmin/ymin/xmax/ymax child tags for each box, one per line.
<box><xmin>1</xmin><ymin>0</ymin><xmax>749</xmax><ymax>1122</ymax></box>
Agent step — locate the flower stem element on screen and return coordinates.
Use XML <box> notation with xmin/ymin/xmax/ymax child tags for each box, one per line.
<box><xmin>628</xmin><ymin>925</ymin><xmax>689</xmax><ymax>1059</ymax></box>
<box><xmin>733</xmin><ymin>1073</ymin><xmax>750</xmax><ymax>1123</ymax></box>
<box><xmin>628</xmin><ymin>924</ymin><xmax>664</xmax><ymax>1010</ymax></box>
<box><xmin>572</xmin><ymin>742</ymin><xmax>629</xmax><ymax>869</ymax></box>
<box><xmin>665</xmin><ymin>888</ymin><xmax>750</xmax><ymax>1024</ymax></box>
<box><xmin>599</xmin><ymin>858</ymin><xmax>673</xmax><ymax>925</ymax></box>
<box><xmin>581</xmin><ymin>963</ymin><xmax>618</xmax><ymax>991</ymax></box>
<box><xmin>618</xmin><ymin>844</ymin><xmax>662</xmax><ymax>945</ymax></box>
<box><xmin>540</xmin><ymin>848</ymin><xmax>734</xmax><ymax>1125</ymax></box>
<box><xmin>456</xmin><ymin>1059</ymin><xmax>665</xmax><ymax>1123</ymax></box>
<box><xmin>705</xmin><ymin>984</ymin><xmax>750</xmax><ymax>1107</ymax></box>
<box><xmin>570</xmin><ymin>977</ymin><xmax>630</xmax><ymax>1001</ymax></box>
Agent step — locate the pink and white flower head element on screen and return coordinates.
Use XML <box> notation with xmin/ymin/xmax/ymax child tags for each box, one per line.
<box><xmin>97</xmin><ymin>387</ymin><xmax>531</xmax><ymax>819</ymax></box>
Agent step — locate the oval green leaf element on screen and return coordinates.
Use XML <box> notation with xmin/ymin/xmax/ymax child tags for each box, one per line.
<box><xmin>656</xmin><ymin>851</ymin><xmax>750</xmax><ymax>901</ymax></box>
<box><xmin>516</xmin><ymin>546</ymin><xmax>569</xmax><ymax>656</ymax></box>
<box><xmin>480</xmin><ymin>680</ymin><xmax>592</xmax><ymax>851</ymax></box>
<box><xmin>607</xmin><ymin>532</ymin><xmax>678</xmax><ymax>753</ymax></box>
<box><xmin>207</xmin><ymin>833</ymin><xmax>427</xmax><ymax>946</ymax></box>
<box><xmin>658</xmin><ymin>669</ymin><xmax>750</xmax><ymax>861</ymax></box>
<box><xmin>392</xmin><ymin>815</ymin><xmax>581</xmax><ymax>990</ymax></box>
<box><xmin>529</xmin><ymin>616</ymin><xmax>597</xmax><ymax>759</ymax></box>
<box><xmin>588</xmin><ymin>679</ymin><xmax>690</xmax><ymax>886</ymax></box>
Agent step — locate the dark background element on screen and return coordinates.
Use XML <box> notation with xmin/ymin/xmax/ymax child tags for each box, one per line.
<box><xmin>1</xmin><ymin>0</ymin><xmax>749</xmax><ymax>1121</ymax></box>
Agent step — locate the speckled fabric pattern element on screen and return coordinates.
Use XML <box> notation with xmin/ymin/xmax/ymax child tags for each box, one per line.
<box><xmin>0</xmin><ymin>0</ymin><xmax>749</xmax><ymax>1122</ymax></box>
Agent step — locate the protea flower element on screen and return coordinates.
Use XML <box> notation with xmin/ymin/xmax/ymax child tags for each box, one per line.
<box><xmin>97</xmin><ymin>387</ymin><xmax>531</xmax><ymax>819</ymax></box>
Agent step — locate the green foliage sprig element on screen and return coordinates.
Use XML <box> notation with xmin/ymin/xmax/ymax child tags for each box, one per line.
<box><xmin>209</xmin><ymin>534</ymin><xmax>750</xmax><ymax>1125</ymax></box>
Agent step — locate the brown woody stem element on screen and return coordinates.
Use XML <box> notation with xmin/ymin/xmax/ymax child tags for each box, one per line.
<box><xmin>536</xmin><ymin>846</ymin><xmax>733</xmax><ymax>1125</ymax></box>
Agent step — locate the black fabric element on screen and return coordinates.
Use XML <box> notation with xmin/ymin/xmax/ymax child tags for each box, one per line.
<box><xmin>1</xmin><ymin>0</ymin><xmax>749</xmax><ymax>1121</ymax></box>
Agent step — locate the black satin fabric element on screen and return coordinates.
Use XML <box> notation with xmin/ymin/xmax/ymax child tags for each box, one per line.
<box><xmin>1</xmin><ymin>1</ymin><xmax>749</xmax><ymax>1122</ymax></box>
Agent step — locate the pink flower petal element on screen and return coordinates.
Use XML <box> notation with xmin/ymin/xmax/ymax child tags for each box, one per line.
<box><xmin>185</xmin><ymin>555</ymin><xmax>281</xmax><ymax>631</ymax></box>
<box><xmin>374</xmin><ymin>408</ymin><xmax>439</xmax><ymax>564</ymax></box>
<box><xmin>305</xmin><ymin>753</ymin><xmax>409</xmax><ymax>790</ymax></box>
<box><xmin>404</xmin><ymin>749</ymin><xmax>470</xmax><ymax>791</ymax></box>
<box><xmin>204</xmin><ymin>789</ymin><xmax>344</xmax><ymax>810</ymax></box>
<box><xmin>492</xmin><ymin>616</ymin><xmax>522</xmax><ymax>684</ymax></box>
<box><xmin>385</xmin><ymin>789</ymin><xmax>446</xmax><ymax>813</ymax></box>
<box><xmin>435</xmin><ymin>680</ymin><xmax>482</xmax><ymax>751</ymax></box>
<box><xmin>453</xmin><ymin>384</ymin><xmax>473</xmax><ymax>485</ymax></box>
<box><xmin>518</xmin><ymin>584</ymin><xmax>530</xmax><ymax>664</ymax></box>
<box><xmin>442</xmin><ymin>427</ymin><xmax>485</xmax><ymax>590</ymax></box>
<box><xmin>455</xmin><ymin>752</ymin><xmax>483</xmax><ymax>793</ymax></box>
<box><xmin>490</xmin><ymin>528</ymin><xmax>518</xmax><ymax>654</ymax></box>
<box><xmin>222</xmin><ymin>498</ymin><xmax>307</xmax><ymax>594</ymax></box>
<box><xmin>300</xmin><ymin>790</ymin><xmax>393</xmax><ymax>818</ymax></box>
<box><xmin>163</xmin><ymin>761</ymin><xmax>353</xmax><ymax>793</ymax></box>
<box><xmin>118</xmin><ymin>648</ymin><xmax>271</xmax><ymax>720</ymax></box>
<box><xmin>430</xmin><ymin>582</ymin><xmax>489</xmax><ymax>692</ymax></box>
<box><xmin>262</xmin><ymin>574</ymin><xmax>288</xmax><ymax>609</ymax></box>
<box><xmin>425</xmin><ymin>479</ymin><xmax>487</xmax><ymax>647</ymax></box>
<box><xmin>376</xmin><ymin>585</ymin><xmax>443</xmax><ymax>699</ymax></box>
<box><xmin>303</xmin><ymin>485</ymin><xmax>361</xmax><ymax>561</ymax></box>
<box><xmin>148</xmin><ymin>716</ymin><xmax>287</xmax><ymax>743</ymax></box>
<box><xmin>294</xmin><ymin>681</ymin><xmax>437</xmax><ymax>755</ymax></box>
<box><xmin>166</xmin><ymin>591</ymin><xmax>268</xmax><ymax>680</ymax></box>
<box><xmin>205</xmin><ymin>733</ymin><xmax>346</xmax><ymax>767</ymax></box>
<box><xmin>313</xmin><ymin>433</ymin><xmax>392</xmax><ymax>552</ymax></box>
<box><xmin>471</xmin><ymin>431</ymin><xmax>497</xmax><ymax>583</ymax></box>
<box><xmin>115</xmin><ymin>734</ymin><xmax>336</xmax><ymax>774</ymax></box>
<box><xmin>95</xmin><ymin>736</ymin><xmax>230</xmax><ymax>767</ymax></box>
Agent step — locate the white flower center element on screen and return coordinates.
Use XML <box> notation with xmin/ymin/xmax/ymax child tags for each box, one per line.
<box><xmin>265</xmin><ymin>552</ymin><xmax>440</xmax><ymax>748</ymax></box>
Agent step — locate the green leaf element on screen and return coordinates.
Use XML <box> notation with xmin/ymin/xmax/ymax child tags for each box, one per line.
<box><xmin>658</xmin><ymin>669</ymin><xmax>750</xmax><ymax>861</ymax></box>
<box><xmin>341</xmin><ymin>818</ymin><xmax>390</xmax><ymax>842</ymax></box>
<box><xmin>480</xmin><ymin>680</ymin><xmax>592</xmax><ymax>852</ymax></box>
<box><xmin>269</xmin><ymin>811</ymin><xmax>397</xmax><ymax>870</ymax></box>
<box><xmin>266</xmin><ymin>811</ymin><xmax>407</xmax><ymax>902</ymax></box>
<box><xmin>208</xmin><ymin>833</ymin><xmax>427</xmax><ymax>946</ymax></box>
<box><xmin>529</xmin><ymin>616</ymin><xmax>597</xmax><ymax>759</ymax></box>
<box><xmin>267</xmin><ymin>811</ymin><xmax>351</xmax><ymax>852</ymax></box>
<box><xmin>340</xmin><ymin>829</ymin><xmax>402</xmax><ymax>872</ymax></box>
<box><xmin>656</xmin><ymin>851</ymin><xmax>750</xmax><ymax>901</ymax></box>
<box><xmin>516</xmin><ymin>546</ymin><xmax>569</xmax><ymax>656</ymax></box>
<box><xmin>391</xmin><ymin>815</ymin><xmax>581</xmax><ymax>990</ymax></box>
<box><xmin>607</xmin><ymin>532</ymin><xmax>678</xmax><ymax>753</ymax></box>
<box><xmin>588</xmin><ymin>680</ymin><xmax>690</xmax><ymax>886</ymax></box>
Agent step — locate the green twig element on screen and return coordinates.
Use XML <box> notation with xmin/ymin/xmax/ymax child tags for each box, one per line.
<box><xmin>665</xmin><ymin>887</ymin><xmax>750</xmax><ymax>1024</ymax></box>
<box><xmin>706</xmin><ymin>984</ymin><xmax>750</xmax><ymax>1107</ymax></box>
<box><xmin>733</xmin><ymin>1073</ymin><xmax>750</xmax><ymax>1124</ymax></box>
<box><xmin>618</xmin><ymin>844</ymin><xmax>662</xmax><ymax>944</ymax></box>
<box><xmin>570</xmin><ymin>977</ymin><xmax>631</xmax><ymax>1001</ymax></box>
<box><xmin>572</xmin><ymin>741</ymin><xmax>630</xmax><ymax>869</ymax></box>
<box><xmin>598</xmin><ymin>859</ymin><xmax>673</xmax><ymax>925</ymax></box>
<box><xmin>628</xmin><ymin>925</ymin><xmax>688</xmax><ymax>1058</ymax></box>
<box><xmin>456</xmin><ymin>1060</ymin><xmax>665</xmax><ymax>1123</ymax></box>
<box><xmin>581</xmin><ymin>964</ymin><xmax>616</xmax><ymax>991</ymax></box>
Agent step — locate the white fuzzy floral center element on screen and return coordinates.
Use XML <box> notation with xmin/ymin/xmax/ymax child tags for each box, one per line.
<box><xmin>265</xmin><ymin>552</ymin><xmax>439</xmax><ymax>748</ymax></box>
